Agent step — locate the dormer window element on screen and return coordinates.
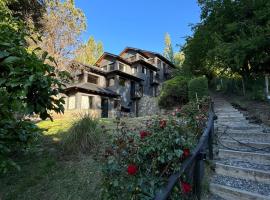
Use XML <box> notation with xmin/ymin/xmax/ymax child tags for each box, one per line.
<box><xmin>87</xmin><ymin>74</ymin><xmax>98</xmax><ymax>84</ymax></box>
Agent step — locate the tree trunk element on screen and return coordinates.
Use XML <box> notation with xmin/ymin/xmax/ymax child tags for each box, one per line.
<box><xmin>241</xmin><ymin>77</ymin><xmax>246</xmax><ymax>96</ymax></box>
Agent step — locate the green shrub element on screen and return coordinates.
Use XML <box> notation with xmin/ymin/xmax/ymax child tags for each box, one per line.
<box><xmin>188</xmin><ymin>76</ymin><xmax>209</xmax><ymax>101</ymax></box>
<box><xmin>0</xmin><ymin>2</ymin><xmax>64</xmax><ymax>173</ymax></box>
<box><xmin>158</xmin><ymin>76</ymin><xmax>188</xmax><ymax>108</ymax></box>
<box><xmin>62</xmin><ymin>114</ymin><xmax>104</xmax><ymax>154</ymax></box>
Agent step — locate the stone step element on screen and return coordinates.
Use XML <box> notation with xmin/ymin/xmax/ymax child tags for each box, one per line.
<box><xmin>215</xmin><ymin>162</ymin><xmax>270</xmax><ymax>184</ymax></box>
<box><xmin>217</xmin><ymin>139</ymin><xmax>270</xmax><ymax>152</ymax></box>
<box><xmin>218</xmin><ymin>125</ymin><xmax>262</xmax><ymax>131</ymax></box>
<box><xmin>216</xmin><ymin>110</ymin><xmax>241</xmax><ymax>113</ymax></box>
<box><xmin>217</xmin><ymin>132</ymin><xmax>270</xmax><ymax>141</ymax></box>
<box><xmin>210</xmin><ymin>183</ymin><xmax>270</xmax><ymax>200</ymax></box>
<box><xmin>219</xmin><ymin>136</ymin><xmax>270</xmax><ymax>143</ymax></box>
<box><xmin>217</xmin><ymin>129</ymin><xmax>270</xmax><ymax>135</ymax></box>
<box><xmin>217</xmin><ymin>114</ymin><xmax>244</xmax><ymax>118</ymax></box>
<box><xmin>216</xmin><ymin>122</ymin><xmax>253</xmax><ymax>127</ymax></box>
<box><xmin>218</xmin><ymin>149</ymin><xmax>270</xmax><ymax>165</ymax></box>
<box><xmin>217</xmin><ymin>115</ymin><xmax>246</xmax><ymax>121</ymax></box>
<box><xmin>211</xmin><ymin>175</ymin><xmax>270</xmax><ymax>200</ymax></box>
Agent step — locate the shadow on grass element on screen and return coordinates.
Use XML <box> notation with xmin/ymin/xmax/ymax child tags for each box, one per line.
<box><xmin>0</xmin><ymin>119</ymin><xmax>103</xmax><ymax>200</ymax></box>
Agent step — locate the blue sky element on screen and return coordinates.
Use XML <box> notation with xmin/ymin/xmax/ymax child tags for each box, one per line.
<box><xmin>75</xmin><ymin>0</ymin><xmax>201</xmax><ymax>55</ymax></box>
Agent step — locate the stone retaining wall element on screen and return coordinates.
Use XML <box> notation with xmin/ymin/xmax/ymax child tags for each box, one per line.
<box><xmin>138</xmin><ymin>96</ymin><xmax>163</xmax><ymax>117</ymax></box>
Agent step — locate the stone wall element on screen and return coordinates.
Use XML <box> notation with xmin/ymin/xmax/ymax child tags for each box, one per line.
<box><xmin>138</xmin><ymin>95</ymin><xmax>163</xmax><ymax>117</ymax></box>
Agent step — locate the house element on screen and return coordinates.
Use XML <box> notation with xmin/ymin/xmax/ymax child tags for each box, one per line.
<box><xmin>63</xmin><ymin>47</ymin><xmax>175</xmax><ymax>118</ymax></box>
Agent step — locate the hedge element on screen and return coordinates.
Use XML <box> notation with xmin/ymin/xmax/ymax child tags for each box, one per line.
<box><xmin>188</xmin><ymin>76</ymin><xmax>209</xmax><ymax>101</ymax></box>
<box><xmin>158</xmin><ymin>76</ymin><xmax>188</xmax><ymax>108</ymax></box>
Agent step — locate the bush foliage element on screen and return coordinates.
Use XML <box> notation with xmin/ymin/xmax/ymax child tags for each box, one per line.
<box><xmin>0</xmin><ymin>2</ymin><xmax>64</xmax><ymax>173</ymax></box>
<box><xmin>188</xmin><ymin>76</ymin><xmax>208</xmax><ymax>101</ymax></box>
<box><xmin>62</xmin><ymin>114</ymin><xmax>104</xmax><ymax>154</ymax></box>
<box><xmin>159</xmin><ymin>76</ymin><xmax>188</xmax><ymax>108</ymax></box>
<box><xmin>102</xmin><ymin>99</ymin><xmax>209</xmax><ymax>199</ymax></box>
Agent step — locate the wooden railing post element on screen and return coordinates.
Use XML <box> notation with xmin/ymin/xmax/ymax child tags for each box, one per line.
<box><xmin>208</xmin><ymin>121</ymin><xmax>214</xmax><ymax>160</ymax></box>
<box><xmin>193</xmin><ymin>152</ymin><xmax>206</xmax><ymax>200</ymax></box>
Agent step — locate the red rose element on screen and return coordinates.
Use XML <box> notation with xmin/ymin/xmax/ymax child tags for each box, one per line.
<box><xmin>159</xmin><ymin>120</ymin><xmax>167</xmax><ymax>129</ymax></box>
<box><xmin>181</xmin><ymin>181</ymin><xmax>192</xmax><ymax>193</ymax></box>
<box><xmin>127</xmin><ymin>164</ymin><xmax>138</xmax><ymax>175</ymax></box>
<box><xmin>140</xmin><ymin>131</ymin><xmax>150</xmax><ymax>139</ymax></box>
<box><xmin>183</xmin><ymin>148</ymin><xmax>190</xmax><ymax>158</ymax></box>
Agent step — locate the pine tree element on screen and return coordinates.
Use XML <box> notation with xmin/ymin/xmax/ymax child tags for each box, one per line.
<box><xmin>163</xmin><ymin>33</ymin><xmax>175</xmax><ymax>64</ymax></box>
<box><xmin>75</xmin><ymin>36</ymin><xmax>104</xmax><ymax>65</ymax></box>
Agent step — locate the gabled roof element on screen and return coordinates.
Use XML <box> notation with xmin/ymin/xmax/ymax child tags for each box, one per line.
<box><xmin>119</xmin><ymin>47</ymin><xmax>175</xmax><ymax>68</ymax></box>
<box><xmin>95</xmin><ymin>52</ymin><xmax>131</xmax><ymax>66</ymax></box>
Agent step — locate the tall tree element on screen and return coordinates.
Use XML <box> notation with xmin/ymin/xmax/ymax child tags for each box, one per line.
<box><xmin>183</xmin><ymin>0</ymin><xmax>270</xmax><ymax>79</ymax></box>
<box><xmin>163</xmin><ymin>33</ymin><xmax>175</xmax><ymax>64</ymax></box>
<box><xmin>6</xmin><ymin>0</ymin><xmax>45</xmax><ymax>30</ymax></box>
<box><xmin>33</xmin><ymin>0</ymin><xmax>86</xmax><ymax>70</ymax></box>
<box><xmin>75</xmin><ymin>36</ymin><xmax>104</xmax><ymax>65</ymax></box>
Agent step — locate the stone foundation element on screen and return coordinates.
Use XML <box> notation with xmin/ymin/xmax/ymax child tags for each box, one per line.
<box><xmin>138</xmin><ymin>96</ymin><xmax>163</xmax><ymax>117</ymax></box>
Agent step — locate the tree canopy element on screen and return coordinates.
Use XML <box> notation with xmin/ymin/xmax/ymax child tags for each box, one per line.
<box><xmin>75</xmin><ymin>36</ymin><xmax>104</xmax><ymax>65</ymax></box>
<box><xmin>183</xmin><ymin>0</ymin><xmax>270</xmax><ymax>78</ymax></box>
<box><xmin>32</xmin><ymin>0</ymin><xmax>86</xmax><ymax>70</ymax></box>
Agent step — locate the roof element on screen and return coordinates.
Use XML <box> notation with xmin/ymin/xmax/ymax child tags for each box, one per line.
<box><xmin>95</xmin><ymin>52</ymin><xmax>131</xmax><ymax>66</ymax></box>
<box><xmin>69</xmin><ymin>61</ymin><xmax>107</xmax><ymax>76</ymax></box>
<box><xmin>119</xmin><ymin>47</ymin><xmax>175</xmax><ymax>68</ymax></box>
<box><xmin>65</xmin><ymin>82</ymin><xmax>119</xmax><ymax>97</ymax></box>
<box><xmin>107</xmin><ymin>70</ymin><xmax>144</xmax><ymax>82</ymax></box>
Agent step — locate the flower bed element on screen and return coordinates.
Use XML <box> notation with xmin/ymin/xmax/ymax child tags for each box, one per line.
<box><xmin>101</xmin><ymin>98</ymin><xmax>209</xmax><ymax>199</ymax></box>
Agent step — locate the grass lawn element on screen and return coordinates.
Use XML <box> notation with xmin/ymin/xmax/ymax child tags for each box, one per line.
<box><xmin>0</xmin><ymin>116</ymin><xmax>150</xmax><ymax>200</ymax></box>
<box><xmin>0</xmin><ymin>117</ymin><xmax>107</xmax><ymax>200</ymax></box>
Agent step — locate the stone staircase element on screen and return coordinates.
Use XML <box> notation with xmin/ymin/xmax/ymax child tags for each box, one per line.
<box><xmin>209</xmin><ymin>97</ymin><xmax>270</xmax><ymax>200</ymax></box>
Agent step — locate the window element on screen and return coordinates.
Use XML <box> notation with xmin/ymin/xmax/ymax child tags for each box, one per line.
<box><xmin>119</xmin><ymin>77</ymin><xmax>126</xmax><ymax>86</ymax></box>
<box><xmin>163</xmin><ymin>63</ymin><xmax>167</xmax><ymax>73</ymax></box>
<box><xmin>81</xmin><ymin>96</ymin><xmax>93</xmax><ymax>109</ymax></box>
<box><xmin>102</xmin><ymin>66</ymin><xmax>107</xmax><ymax>71</ymax></box>
<box><xmin>157</xmin><ymin>59</ymin><xmax>161</xmax><ymax>68</ymax></box>
<box><xmin>141</xmin><ymin>66</ymin><xmax>145</xmax><ymax>74</ymax></box>
<box><xmin>107</xmin><ymin>78</ymin><xmax>115</xmax><ymax>87</ymax></box>
<box><xmin>87</xmin><ymin>74</ymin><xmax>98</xmax><ymax>84</ymax></box>
<box><xmin>132</xmin><ymin>66</ymin><xmax>137</xmax><ymax>73</ymax></box>
<box><xmin>68</xmin><ymin>96</ymin><xmax>75</xmax><ymax>109</ymax></box>
<box><xmin>109</xmin><ymin>63</ymin><xmax>115</xmax><ymax>71</ymax></box>
<box><xmin>119</xmin><ymin>63</ymin><xmax>125</xmax><ymax>71</ymax></box>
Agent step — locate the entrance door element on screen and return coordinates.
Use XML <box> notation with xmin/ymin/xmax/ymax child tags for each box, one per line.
<box><xmin>101</xmin><ymin>98</ymin><xmax>109</xmax><ymax>118</ymax></box>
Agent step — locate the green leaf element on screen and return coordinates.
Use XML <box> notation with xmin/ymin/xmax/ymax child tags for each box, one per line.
<box><xmin>1</xmin><ymin>56</ymin><xmax>20</xmax><ymax>65</ymax></box>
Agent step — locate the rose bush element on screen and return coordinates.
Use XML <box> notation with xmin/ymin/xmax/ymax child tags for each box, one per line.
<box><xmin>101</xmin><ymin>99</ymin><xmax>209</xmax><ymax>199</ymax></box>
